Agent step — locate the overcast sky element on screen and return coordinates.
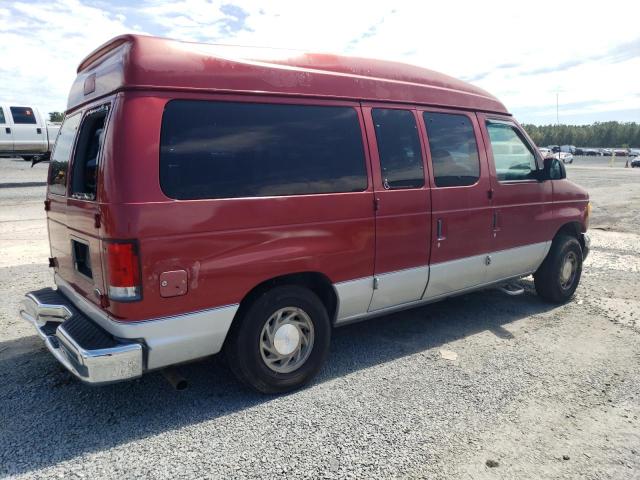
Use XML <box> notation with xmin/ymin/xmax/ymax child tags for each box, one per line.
<box><xmin>1</xmin><ymin>0</ymin><xmax>638</xmax><ymax>125</ymax></box>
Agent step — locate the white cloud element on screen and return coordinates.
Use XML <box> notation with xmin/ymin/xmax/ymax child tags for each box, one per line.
<box><xmin>0</xmin><ymin>0</ymin><xmax>145</xmax><ymax>115</ymax></box>
<box><xmin>1</xmin><ymin>0</ymin><xmax>638</xmax><ymax>124</ymax></box>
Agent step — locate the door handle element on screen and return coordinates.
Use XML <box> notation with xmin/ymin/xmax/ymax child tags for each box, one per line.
<box><xmin>36</xmin><ymin>127</ymin><xmax>42</xmax><ymax>134</ymax></box>
<box><xmin>437</xmin><ymin>218</ymin><xmax>446</xmax><ymax>241</ymax></box>
<box><xmin>5</xmin><ymin>127</ymin><xmax>10</xmax><ymax>134</ymax></box>
<box><xmin>492</xmin><ymin>211</ymin><xmax>500</xmax><ymax>236</ymax></box>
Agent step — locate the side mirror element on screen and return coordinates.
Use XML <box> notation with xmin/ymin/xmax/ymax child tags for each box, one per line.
<box><xmin>31</xmin><ymin>151</ymin><xmax>51</xmax><ymax>168</ymax></box>
<box><xmin>538</xmin><ymin>158</ymin><xmax>566</xmax><ymax>181</ymax></box>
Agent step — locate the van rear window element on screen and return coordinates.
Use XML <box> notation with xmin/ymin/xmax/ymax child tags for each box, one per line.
<box><xmin>48</xmin><ymin>114</ymin><xmax>81</xmax><ymax>196</ymax></box>
<box><xmin>70</xmin><ymin>106</ymin><xmax>108</xmax><ymax>201</ymax></box>
<box><xmin>160</xmin><ymin>100</ymin><xmax>368</xmax><ymax>199</ymax></box>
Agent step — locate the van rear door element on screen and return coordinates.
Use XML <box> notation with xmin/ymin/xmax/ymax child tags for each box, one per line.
<box><xmin>47</xmin><ymin>104</ymin><xmax>110</xmax><ymax>306</ymax></box>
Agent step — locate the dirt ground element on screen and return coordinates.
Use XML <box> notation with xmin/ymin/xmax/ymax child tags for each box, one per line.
<box><xmin>0</xmin><ymin>157</ymin><xmax>638</xmax><ymax>479</ymax></box>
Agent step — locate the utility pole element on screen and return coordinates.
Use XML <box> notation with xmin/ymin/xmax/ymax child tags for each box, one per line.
<box><xmin>556</xmin><ymin>92</ymin><xmax>559</xmax><ymax>125</ymax></box>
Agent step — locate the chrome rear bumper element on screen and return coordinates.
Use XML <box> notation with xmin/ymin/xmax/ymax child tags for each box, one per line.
<box><xmin>20</xmin><ymin>288</ymin><xmax>143</xmax><ymax>384</ymax></box>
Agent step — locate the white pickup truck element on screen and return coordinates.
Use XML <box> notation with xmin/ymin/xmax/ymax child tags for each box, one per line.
<box><xmin>0</xmin><ymin>103</ymin><xmax>61</xmax><ymax>161</ymax></box>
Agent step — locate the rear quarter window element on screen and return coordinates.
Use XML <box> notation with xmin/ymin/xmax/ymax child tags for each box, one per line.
<box><xmin>160</xmin><ymin>100</ymin><xmax>368</xmax><ymax>199</ymax></box>
<box><xmin>0</xmin><ymin>107</ymin><xmax>5</xmax><ymax>124</ymax></box>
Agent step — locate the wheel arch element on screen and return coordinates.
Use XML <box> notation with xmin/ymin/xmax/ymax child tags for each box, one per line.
<box><xmin>226</xmin><ymin>271</ymin><xmax>339</xmax><ymax>342</ymax></box>
<box><xmin>553</xmin><ymin>221</ymin><xmax>586</xmax><ymax>250</ymax></box>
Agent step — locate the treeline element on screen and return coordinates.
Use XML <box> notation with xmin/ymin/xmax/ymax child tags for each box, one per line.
<box><xmin>522</xmin><ymin>121</ymin><xmax>640</xmax><ymax>148</ymax></box>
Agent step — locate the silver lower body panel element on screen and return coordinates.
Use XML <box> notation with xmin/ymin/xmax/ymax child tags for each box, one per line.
<box><xmin>30</xmin><ymin>276</ymin><xmax>239</xmax><ymax>373</ymax></box>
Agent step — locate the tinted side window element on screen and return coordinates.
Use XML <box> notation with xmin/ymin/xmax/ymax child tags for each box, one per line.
<box><xmin>372</xmin><ymin>109</ymin><xmax>424</xmax><ymax>189</ymax></box>
<box><xmin>0</xmin><ymin>107</ymin><xmax>5</xmax><ymax>124</ymax></box>
<box><xmin>486</xmin><ymin>122</ymin><xmax>537</xmax><ymax>181</ymax></box>
<box><xmin>423</xmin><ymin>112</ymin><xmax>480</xmax><ymax>187</ymax></box>
<box><xmin>48</xmin><ymin>114</ymin><xmax>81</xmax><ymax>196</ymax></box>
<box><xmin>71</xmin><ymin>107</ymin><xmax>108</xmax><ymax>200</ymax></box>
<box><xmin>10</xmin><ymin>106</ymin><xmax>37</xmax><ymax>124</ymax></box>
<box><xmin>160</xmin><ymin>101</ymin><xmax>367</xmax><ymax>199</ymax></box>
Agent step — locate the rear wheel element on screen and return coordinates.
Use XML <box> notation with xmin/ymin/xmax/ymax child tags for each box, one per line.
<box><xmin>225</xmin><ymin>285</ymin><xmax>331</xmax><ymax>394</ymax></box>
<box><xmin>534</xmin><ymin>235</ymin><xmax>583</xmax><ymax>303</ymax></box>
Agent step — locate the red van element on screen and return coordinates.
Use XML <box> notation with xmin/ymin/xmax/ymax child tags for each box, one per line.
<box><xmin>20</xmin><ymin>35</ymin><xmax>590</xmax><ymax>393</ymax></box>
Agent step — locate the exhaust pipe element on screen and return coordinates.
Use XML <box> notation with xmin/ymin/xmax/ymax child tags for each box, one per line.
<box><xmin>162</xmin><ymin>367</ymin><xmax>188</xmax><ymax>391</ymax></box>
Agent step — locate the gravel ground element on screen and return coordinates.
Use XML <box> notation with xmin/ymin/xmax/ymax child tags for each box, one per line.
<box><xmin>0</xmin><ymin>158</ymin><xmax>639</xmax><ymax>479</ymax></box>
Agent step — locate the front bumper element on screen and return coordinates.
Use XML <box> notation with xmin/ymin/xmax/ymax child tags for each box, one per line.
<box><xmin>581</xmin><ymin>233</ymin><xmax>591</xmax><ymax>260</ymax></box>
<box><xmin>20</xmin><ymin>288</ymin><xmax>143</xmax><ymax>384</ymax></box>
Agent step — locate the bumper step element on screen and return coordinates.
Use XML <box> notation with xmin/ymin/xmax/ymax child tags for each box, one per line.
<box><xmin>20</xmin><ymin>288</ymin><xmax>143</xmax><ymax>384</ymax></box>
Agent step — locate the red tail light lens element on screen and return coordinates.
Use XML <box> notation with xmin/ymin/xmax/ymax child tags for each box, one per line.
<box><xmin>105</xmin><ymin>241</ymin><xmax>141</xmax><ymax>301</ymax></box>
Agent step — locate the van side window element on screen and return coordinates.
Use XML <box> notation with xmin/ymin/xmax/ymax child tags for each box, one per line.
<box><xmin>48</xmin><ymin>114</ymin><xmax>81</xmax><ymax>196</ymax></box>
<box><xmin>423</xmin><ymin>112</ymin><xmax>480</xmax><ymax>187</ymax></box>
<box><xmin>0</xmin><ymin>107</ymin><xmax>5</xmax><ymax>124</ymax></box>
<box><xmin>160</xmin><ymin>100</ymin><xmax>368</xmax><ymax>200</ymax></box>
<box><xmin>70</xmin><ymin>107</ymin><xmax>108</xmax><ymax>200</ymax></box>
<box><xmin>10</xmin><ymin>106</ymin><xmax>37</xmax><ymax>124</ymax></box>
<box><xmin>372</xmin><ymin>109</ymin><xmax>424</xmax><ymax>189</ymax></box>
<box><xmin>486</xmin><ymin>122</ymin><xmax>538</xmax><ymax>182</ymax></box>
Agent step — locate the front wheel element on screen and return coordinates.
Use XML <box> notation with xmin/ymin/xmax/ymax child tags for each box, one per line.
<box><xmin>224</xmin><ymin>285</ymin><xmax>331</xmax><ymax>394</ymax></box>
<box><xmin>534</xmin><ymin>235</ymin><xmax>583</xmax><ymax>303</ymax></box>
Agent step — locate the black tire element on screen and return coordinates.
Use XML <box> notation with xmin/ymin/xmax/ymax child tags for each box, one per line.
<box><xmin>534</xmin><ymin>235</ymin><xmax>583</xmax><ymax>303</ymax></box>
<box><xmin>224</xmin><ymin>285</ymin><xmax>331</xmax><ymax>394</ymax></box>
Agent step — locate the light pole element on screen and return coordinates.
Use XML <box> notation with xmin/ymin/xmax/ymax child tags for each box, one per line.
<box><xmin>556</xmin><ymin>92</ymin><xmax>559</xmax><ymax>125</ymax></box>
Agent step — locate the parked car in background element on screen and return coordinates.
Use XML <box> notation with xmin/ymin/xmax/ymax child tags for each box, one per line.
<box><xmin>548</xmin><ymin>145</ymin><xmax>560</xmax><ymax>153</ymax></box>
<box><xmin>601</xmin><ymin>148</ymin><xmax>613</xmax><ymax>156</ymax></box>
<box><xmin>560</xmin><ymin>145</ymin><xmax>576</xmax><ymax>154</ymax></box>
<box><xmin>583</xmin><ymin>148</ymin><xmax>600</xmax><ymax>156</ymax></box>
<box><xmin>613</xmin><ymin>149</ymin><xmax>629</xmax><ymax>157</ymax></box>
<box><xmin>574</xmin><ymin>148</ymin><xmax>585</xmax><ymax>156</ymax></box>
<box><xmin>631</xmin><ymin>157</ymin><xmax>640</xmax><ymax>168</ymax></box>
<box><xmin>19</xmin><ymin>34</ymin><xmax>591</xmax><ymax>393</ymax></box>
<box><xmin>629</xmin><ymin>149</ymin><xmax>640</xmax><ymax>157</ymax></box>
<box><xmin>538</xmin><ymin>147</ymin><xmax>554</xmax><ymax>159</ymax></box>
<box><xmin>555</xmin><ymin>152</ymin><xmax>574</xmax><ymax>164</ymax></box>
<box><xmin>0</xmin><ymin>103</ymin><xmax>60</xmax><ymax>161</ymax></box>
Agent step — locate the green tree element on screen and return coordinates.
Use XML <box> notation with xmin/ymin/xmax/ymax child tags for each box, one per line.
<box><xmin>521</xmin><ymin>122</ymin><xmax>640</xmax><ymax>148</ymax></box>
<box><xmin>48</xmin><ymin>112</ymin><xmax>64</xmax><ymax>122</ymax></box>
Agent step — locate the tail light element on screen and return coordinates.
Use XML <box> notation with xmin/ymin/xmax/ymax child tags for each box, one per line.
<box><xmin>105</xmin><ymin>241</ymin><xmax>141</xmax><ymax>301</ymax></box>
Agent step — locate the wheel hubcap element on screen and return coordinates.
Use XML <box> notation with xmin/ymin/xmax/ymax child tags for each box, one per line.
<box><xmin>560</xmin><ymin>251</ymin><xmax>578</xmax><ymax>289</ymax></box>
<box><xmin>259</xmin><ymin>307</ymin><xmax>314</xmax><ymax>374</ymax></box>
<box><xmin>273</xmin><ymin>324</ymin><xmax>300</xmax><ymax>355</ymax></box>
